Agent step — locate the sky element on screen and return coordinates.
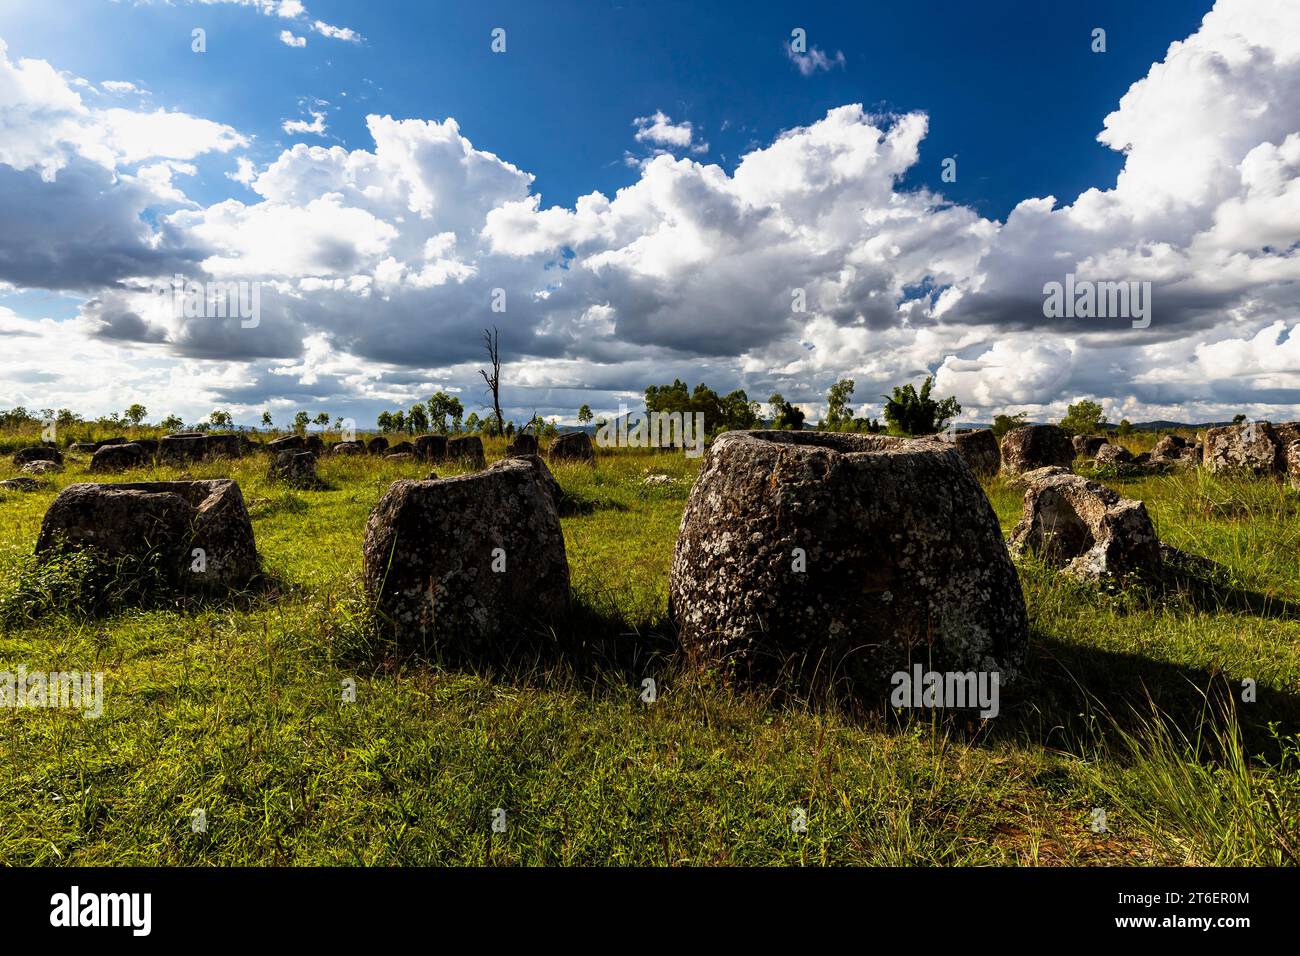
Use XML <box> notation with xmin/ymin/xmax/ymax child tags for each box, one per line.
<box><xmin>0</xmin><ymin>0</ymin><xmax>1296</xmax><ymax>429</ymax></box>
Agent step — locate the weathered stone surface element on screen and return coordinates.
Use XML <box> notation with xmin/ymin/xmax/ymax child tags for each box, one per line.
<box><xmin>1007</xmin><ymin>465</ymin><xmax>1070</xmax><ymax>490</ymax></box>
<box><xmin>268</xmin><ymin>435</ymin><xmax>305</xmax><ymax>454</ymax></box>
<box><xmin>362</xmin><ymin>459</ymin><xmax>570</xmax><ymax>651</ymax></box>
<box><xmin>367</xmin><ymin>437</ymin><xmax>389</xmax><ymax>456</ymax></box>
<box><xmin>1287</xmin><ymin>440</ymin><xmax>1300</xmax><ymax>491</ymax></box>
<box><xmin>70</xmin><ymin>437</ymin><xmax>128</xmax><ymax>454</ymax></box>
<box><xmin>952</xmin><ymin>429</ymin><xmax>1000</xmax><ymax>476</ymax></box>
<box><xmin>268</xmin><ymin>451</ymin><xmax>320</xmax><ymax>489</ymax></box>
<box><xmin>1073</xmin><ymin>435</ymin><xmax>1108</xmax><ymax>457</ymax></box>
<box><xmin>550</xmin><ymin>431</ymin><xmax>595</xmax><ymax>464</ymax></box>
<box><xmin>35</xmin><ymin>480</ymin><xmax>258</xmax><ymax>590</ymax></box>
<box><xmin>1151</xmin><ymin>434</ymin><xmax>1200</xmax><ymax>467</ymax></box>
<box><xmin>1151</xmin><ymin>435</ymin><xmax>1186</xmax><ymax>458</ymax></box>
<box><xmin>89</xmin><ymin>442</ymin><xmax>151</xmax><ymax>473</ymax></box>
<box><xmin>13</xmin><ymin>445</ymin><xmax>62</xmax><ymax>467</ymax></box>
<box><xmin>206</xmin><ymin>434</ymin><xmax>241</xmax><ymax>459</ymax></box>
<box><xmin>305</xmin><ymin>435</ymin><xmax>325</xmax><ymax>456</ymax></box>
<box><xmin>414</xmin><ymin>435</ymin><xmax>447</xmax><ymax>463</ymax></box>
<box><xmin>1093</xmin><ymin>442</ymin><xmax>1134</xmax><ymax>465</ymax></box>
<box><xmin>388</xmin><ymin>440</ymin><xmax>415</xmax><ymax>456</ymax></box>
<box><xmin>1203</xmin><ymin>422</ymin><xmax>1282</xmax><ymax>476</ymax></box>
<box><xmin>331</xmin><ymin>441</ymin><xmax>365</xmax><ymax>455</ymax></box>
<box><xmin>384</xmin><ymin>452</ymin><xmax>416</xmax><ymax>463</ymax></box>
<box><xmin>669</xmin><ymin>431</ymin><xmax>1028</xmax><ymax>687</ymax></box>
<box><xmin>486</xmin><ymin>454</ymin><xmax>576</xmax><ymax>516</ymax></box>
<box><xmin>134</xmin><ymin>438</ymin><xmax>159</xmax><ymax>456</ymax></box>
<box><xmin>1009</xmin><ymin>472</ymin><xmax>1160</xmax><ymax>581</ymax></box>
<box><xmin>506</xmin><ymin>434</ymin><xmax>539</xmax><ymax>457</ymax></box>
<box><xmin>20</xmin><ymin>460</ymin><xmax>63</xmax><ymax>475</ymax></box>
<box><xmin>0</xmin><ymin>477</ymin><xmax>44</xmax><ymax>492</ymax></box>
<box><xmin>1273</xmin><ymin>421</ymin><xmax>1300</xmax><ymax>449</ymax></box>
<box><xmin>1000</xmin><ymin>425</ymin><xmax>1074</xmax><ymax>475</ymax></box>
<box><xmin>446</xmin><ymin>435</ymin><xmax>485</xmax><ymax>469</ymax></box>
<box><xmin>158</xmin><ymin>433</ymin><xmax>208</xmax><ymax>465</ymax></box>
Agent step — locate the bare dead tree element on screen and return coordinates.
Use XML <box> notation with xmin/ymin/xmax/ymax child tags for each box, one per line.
<box><xmin>479</xmin><ymin>326</ymin><xmax>505</xmax><ymax>437</ymax></box>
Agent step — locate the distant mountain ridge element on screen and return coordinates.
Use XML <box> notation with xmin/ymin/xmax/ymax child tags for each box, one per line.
<box><xmin>558</xmin><ymin>419</ymin><xmax>1243</xmax><ymax>435</ymax></box>
<box><xmin>956</xmin><ymin>421</ymin><xmax>1238</xmax><ymax>432</ymax></box>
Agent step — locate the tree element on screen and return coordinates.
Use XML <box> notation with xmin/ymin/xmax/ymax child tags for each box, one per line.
<box><xmin>261</xmin><ymin>411</ymin><xmax>274</xmax><ymax>429</ymax></box>
<box><xmin>0</xmin><ymin>407</ymin><xmax>35</xmax><ymax>428</ymax></box>
<box><xmin>408</xmin><ymin>404</ymin><xmax>429</xmax><ymax>434</ymax></box>
<box><xmin>882</xmin><ymin>377</ymin><xmax>960</xmax><ymax>436</ymax></box>
<box><xmin>313</xmin><ymin>412</ymin><xmax>330</xmax><ymax>433</ymax></box>
<box><xmin>293</xmin><ymin>411</ymin><xmax>310</xmax><ymax>435</ymax></box>
<box><xmin>1058</xmin><ymin>400</ymin><xmax>1108</xmax><ymax>436</ymax></box>
<box><xmin>768</xmin><ymin>393</ymin><xmax>805</xmax><ymax>431</ymax></box>
<box><xmin>124</xmin><ymin>404</ymin><xmax>148</xmax><ymax>426</ymax></box>
<box><xmin>644</xmin><ymin>380</ymin><xmax>757</xmax><ymax>437</ymax></box>
<box><xmin>1118</xmin><ymin>419</ymin><xmax>1134</xmax><ymax>436</ymax></box>
<box><xmin>479</xmin><ymin>327</ymin><xmax>504</xmax><ymax>437</ymax></box>
<box><xmin>991</xmin><ymin>412</ymin><xmax>1027</xmax><ymax>440</ymax></box>
<box><xmin>376</xmin><ymin>411</ymin><xmax>394</xmax><ymax>433</ymax></box>
<box><xmin>720</xmin><ymin>389</ymin><xmax>759</xmax><ymax>432</ymax></box>
<box><xmin>209</xmin><ymin>409</ymin><xmax>233</xmax><ymax>429</ymax></box>
<box><xmin>1232</xmin><ymin>413</ymin><xmax>1247</xmax><ymax>425</ymax></box>
<box><xmin>391</xmin><ymin>410</ymin><xmax>406</xmax><ymax>434</ymax></box>
<box><xmin>644</xmin><ymin>380</ymin><xmax>691</xmax><ymax>416</ymax></box>
<box><xmin>577</xmin><ymin>404</ymin><xmax>593</xmax><ymax>426</ymax></box>
<box><xmin>824</xmin><ymin>379</ymin><xmax>856</xmax><ymax>430</ymax></box>
<box><xmin>464</xmin><ymin>412</ymin><xmax>481</xmax><ymax>433</ymax></box>
<box><xmin>160</xmin><ymin>414</ymin><xmax>184</xmax><ymax>432</ymax></box>
<box><xmin>427</xmin><ymin>392</ymin><xmax>464</xmax><ymax>434</ymax></box>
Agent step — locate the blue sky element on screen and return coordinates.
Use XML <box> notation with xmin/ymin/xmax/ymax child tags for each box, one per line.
<box><xmin>2</xmin><ymin>0</ymin><xmax>1212</xmax><ymax>215</ymax></box>
<box><xmin>0</xmin><ymin>0</ymin><xmax>1296</xmax><ymax>429</ymax></box>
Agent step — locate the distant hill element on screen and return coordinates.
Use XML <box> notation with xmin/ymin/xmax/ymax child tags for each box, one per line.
<box><xmin>557</xmin><ymin>419</ymin><xmax>1241</xmax><ymax>435</ymax></box>
<box><xmin>957</xmin><ymin>421</ymin><xmax>1235</xmax><ymax>432</ymax></box>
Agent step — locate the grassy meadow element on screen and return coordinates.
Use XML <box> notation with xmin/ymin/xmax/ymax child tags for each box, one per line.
<box><xmin>0</xmin><ymin>430</ymin><xmax>1296</xmax><ymax>866</ymax></box>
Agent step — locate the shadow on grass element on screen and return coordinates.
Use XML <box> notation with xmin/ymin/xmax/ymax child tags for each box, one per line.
<box><xmin>997</xmin><ymin>630</ymin><xmax>1300</xmax><ymax>761</ymax></box>
<box><xmin>353</xmin><ymin>596</ymin><xmax>677</xmax><ymax>693</ymax></box>
<box><xmin>336</xmin><ymin>574</ymin><xmax>1299</xmax><ymax>763</ymax></box>
<box><xmin>558</xmin><ymin>493</ymin><xmax>628</xmax><ymax>515</ymax></box>
<box><xmin>1157</xmin><ymin>544</ymin><xmax>1300</xmax><ymax>619</ymax></box>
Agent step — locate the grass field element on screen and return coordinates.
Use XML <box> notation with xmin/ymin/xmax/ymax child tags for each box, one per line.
<box><xmin>0</xmin><ymin>434</ymin><xmax>1297</xmax><ymax>866</ymax></box>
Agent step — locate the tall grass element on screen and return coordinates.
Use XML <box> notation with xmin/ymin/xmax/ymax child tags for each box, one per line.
<box><xmin>0</xmin><ymin>433</ymin><xmax>1295</xmax><ymax>865</ymax></box>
